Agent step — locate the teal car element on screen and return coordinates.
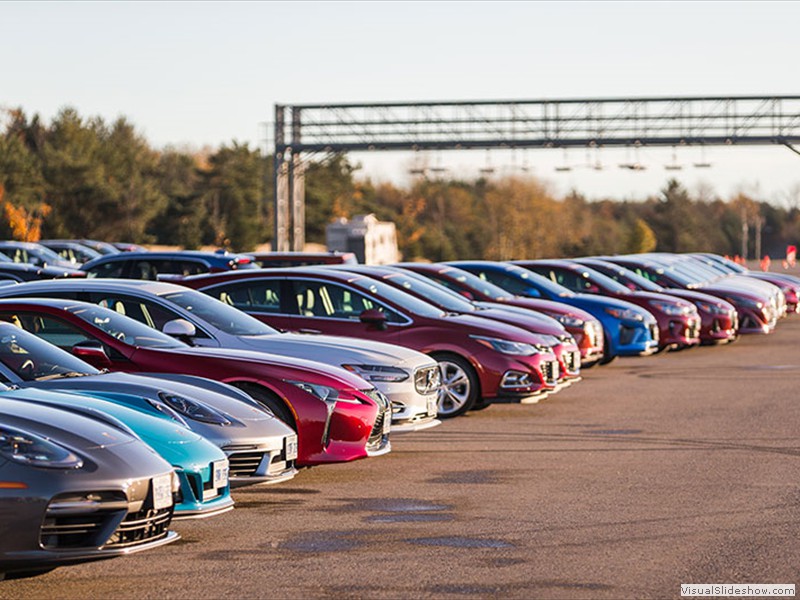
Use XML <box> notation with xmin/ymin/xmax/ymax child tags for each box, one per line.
<box><xmin>2</xmin><ymin>386</ymin><xmax>234</xmax><ymax>520</ymax></box>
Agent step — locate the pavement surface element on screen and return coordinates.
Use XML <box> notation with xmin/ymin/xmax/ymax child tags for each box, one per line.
<box><xmin>3</xmin><ymin>313</ymin><xmax>800</xmax><ymax>599</ymax></box>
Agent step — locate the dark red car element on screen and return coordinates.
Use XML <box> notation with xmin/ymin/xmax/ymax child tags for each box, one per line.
<box><xmin>395</xmin><ymin>262</ymin><xmax>605</xmax><ymax>367</ymax></box>
<box><xmin>0</xmin><ymin>299</ymin><xmax>390</xmax><ymax>467</ymax></box>
<box><xmin>326</xmin><ymin>264</ymin><xmax>583</xmax><ymax>384</ymax></box>
<box><xmin>513</xmin><ymin>259</ymin><xmax>701</xmax><ymax>351</ymax></box>
<box><xmin>572</xmin><ymin>257</ymin><xmax>739</xmax><ymax>345</ymax></box>
<box><xmin>178</xmin><ymin>267</ymin><xmax>563</xmax><ymax>418</ymax></box>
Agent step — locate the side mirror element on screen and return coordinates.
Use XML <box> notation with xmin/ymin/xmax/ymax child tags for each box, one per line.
<box><xmin>71</xmin><ymin>341</ymin><xmax>112</xmax><ymax>367</ymax></box>
<box><xmin>359</xmin><ymin>308</ymin><xmax>388</xmax><ymax>331</ymax></box>
<box><xmin>163</xmin><ymin>319</ymin><xmax>197</xmax><ymax>344</ymax></box>
<box><xmin>458</xmin><ymin>290</ymin><xmax>475</xmax><ymax>301</ymax></box>
<box><xmin>522</xmin><ymin>286</ymin><xmax>542</xmax><ymax>298</ymax></box>
<box><xmin>585</xmin><ymin>284</ymin><xmax>600</xmax><ymax>294</ymax></box>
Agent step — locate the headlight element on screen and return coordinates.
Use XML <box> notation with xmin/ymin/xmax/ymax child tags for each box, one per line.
<box><xmin>286</xmin><ymin>380</ymin><xmax>340</xmax><ymax>404</ymax></box>
<box><xmin>156</xmin><ymin>393</ymin><xmax>232</xmax><ymax>426</ymax></box>
<box><xmin>342</xmin><ymin>364</ymin><xmax>409</xmax><ymax>383</ymax></box>
<box><xmin>604</xmin><ymin>307</ymin><xmax>645</xmax><ymax>322</ymax></box>
<box><xmin>470</xmin><ymin>335</ymin><xmax>539</xmax><ymax>355</ymax></box>
<box><xmin>727</xmin><ymin>297</ymin><xmax>763</xmax><ymax>310</ymax></box>
<box><xmin>0</xmin><ymin>426</ymin><xmax>83</xmax><ymax>469</ymax></box>
<box><xmin>697</xmin><ymin>301</ymin><xmax>729</xmax><ymax>315</ymax></box>
<box><xmin>648</xmin><ymin>300</ymin><xmax>690</xmax><ymax>316</ymax></box>
<box><xmin>556</xmin><ymin>315</ymin><xmax>585</xmax><ymax>328</ymax></box>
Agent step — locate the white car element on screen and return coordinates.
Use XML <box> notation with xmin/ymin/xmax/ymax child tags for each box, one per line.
<box><xmin>0</xmin><ymin>279</ymin><xmax>442</xmax><ymax>432</ymax></box>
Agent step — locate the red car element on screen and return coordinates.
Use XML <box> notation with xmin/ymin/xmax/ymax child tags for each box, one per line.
<box><xmin>395</xmin><ymin>262</ymin><xmax>605</xmax><ymax>367</ymax></box>
<box><xmin>514</xmin><ymin>259</ymin><xmax>702</xmax><ymax>351</ymax></box>
<box><xmin>326</xmin><ymin>264</ymin><xmax>583</xmax><ymax>384</ymax></box>
<box><xmin>572</xmin><ymin>257</ymin><xmax>739</xmax><ymax>345</ymax></box>
<box><xmin>178</xmin><ymin>268</ymin><xmax>563</xmax><ymax>418</ymax></box>
<box><xmin>0</xmin><ymin>298</ymin><xmax>390</xmax><ymax>467</ymax></box>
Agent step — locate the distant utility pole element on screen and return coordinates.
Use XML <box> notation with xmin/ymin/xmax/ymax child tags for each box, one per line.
<box><xmin>741</xmin><ymin>208</ymin><xmax>749</xmax><ymax>260</ymax></box>
<box><xmin>754</xmin><ymin>214</ymin><xmax>763</xmax><ymax>259</ymax></box>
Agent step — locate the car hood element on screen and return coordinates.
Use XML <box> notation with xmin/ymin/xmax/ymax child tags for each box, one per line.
<box><xmin>166</xmin><ymin>346</ymin><xmax>372</xmax><ymax>390</ymax></box>
<box><xmin>569</xmin><ymin>293</ymin><xmax>657</xmax><ymax>322</ymax></box>
<box><xmin>443</xmin><ymin>313</ymin><xmax>555</xmax><ymax>345</ymax></box>
<box><xmin>1</xmin><ymin>387</ymin><xmax>205</xmax><ymax>445</ymax></box>
<box><xmin>0</xmin><ymin>395</ymin><xmax>138</xmax><ymax>451</ymax></box>
<box><xmin>30</xmin><ymin>371</ymin><xmax>279</xmax><ymax>424</ymax></box>
<box><xmin>236</xmin><ymin>332</ymin><xmax>437</xmax><ymax>370</ymax></box>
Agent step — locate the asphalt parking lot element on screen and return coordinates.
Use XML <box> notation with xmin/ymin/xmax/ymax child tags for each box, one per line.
<box><xmin>4</xmin><ymin>316</ymin><xmax>800</xmax><ymax>599</ymax></box>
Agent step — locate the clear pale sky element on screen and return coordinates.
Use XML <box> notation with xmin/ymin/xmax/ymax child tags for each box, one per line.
<box><xmin>3</xmin><ymin>1</ymin><xmax>800</xmax><ymax>203</ymax></box>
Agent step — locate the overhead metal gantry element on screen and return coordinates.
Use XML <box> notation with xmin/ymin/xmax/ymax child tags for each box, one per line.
<box><xmin>273</xmin><ymin>96</ymin><xmax>800</xmax><ymax>251</ymax></box>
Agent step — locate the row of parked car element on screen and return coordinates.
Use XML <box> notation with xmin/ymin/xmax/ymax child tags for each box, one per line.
<box><xmin>1</xmin><ymin>239</ymin><xmax>797</xmax><ymax>580</ymax></box>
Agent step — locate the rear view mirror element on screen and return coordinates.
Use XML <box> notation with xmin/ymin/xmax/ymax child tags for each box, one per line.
<box><xmin>71</xmin><ymin>341</ymin><xmax>112</xmax><ymax>367</ymax></box>
<box><xmin>522</xmin><ymin>286</ymin><xmax>542</xmax><ymax>298</ymax></box>
<box><xmin>163</xmin><ymin>319</ymin><xmax>198</xmax><ymax>345</ymax></box>
<box><xmin>359</xmin><ymin>308</ymin><xmax>388</xmax><ymax>330</ymax></box>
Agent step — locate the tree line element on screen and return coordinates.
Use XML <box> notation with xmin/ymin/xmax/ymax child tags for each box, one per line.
<box><xmin>1</xmin><ymin>107</ymin><xmax>799</xmax><ymax>260</ymax></box>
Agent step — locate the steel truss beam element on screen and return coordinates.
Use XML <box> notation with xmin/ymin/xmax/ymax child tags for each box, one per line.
<box><xmin>273</xmin><ymin>96</ymin><xmax>800</xmax><ymax>250</ymax></box>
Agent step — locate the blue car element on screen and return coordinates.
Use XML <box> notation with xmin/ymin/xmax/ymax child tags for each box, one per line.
<box><xmin>81</xmin><ymin>250</ymin><xmax>258</xmax><ymax>279</ymax></box>
<box><xmin>446</xmin><ymin>261</ymin><xmax>659</xmax><ymax>363</ymax></box>
<box><xmin>3</xmin><ymin>386</ymin><xmax>234</xmax><ymax>520</ymax></box>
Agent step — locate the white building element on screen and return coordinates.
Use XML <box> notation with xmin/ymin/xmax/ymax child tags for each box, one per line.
<box><xmin>326</xmin><ymin>214</ymin><xmax>400</xmax><ymax>265</ymax></box>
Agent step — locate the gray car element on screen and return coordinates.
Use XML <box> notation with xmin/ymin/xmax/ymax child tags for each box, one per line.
<box><xmin>0</xmin><ymin>279</ymin><xmax>442</xmax><ymax>432</ymax></box>
<box><xmin>0</xmin><ymin>323</ymin><xmax>298</xmax><ymax>487</ymax></box>
<box><xmin>0</xmin><ymin>396</ymin><xmax>179</xmax><ymax>579</ymax></box>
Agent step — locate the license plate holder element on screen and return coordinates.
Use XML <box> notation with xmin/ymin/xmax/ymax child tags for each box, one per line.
<box><xmin>382</xmin><ymin>412</ymin><xmax>391</xmax><ymax>434</ymax></box>
<box><xmin>426</xmin><ymin>394</ymin><xmax>438</xmax><ymax>416</ymax></box>
<box><xmin>152</xmin><ymin>473</ymin><xmax>173</xmax><ymax>510</ymax></box>
<box><xmin>284</xmin><ymin>435</ymin><xmax>298</xmax><ymax>462</ymax></box>
<box><xmin>212</xmin><ymin>459</ymin><xmax>229</xmax><ymax>490</ymax></box>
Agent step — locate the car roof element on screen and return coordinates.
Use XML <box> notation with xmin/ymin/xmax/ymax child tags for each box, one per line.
<box><xmin>0</xmin><ymin>278</ymin><xmax>186</xmax><ymax>295</ymax></box>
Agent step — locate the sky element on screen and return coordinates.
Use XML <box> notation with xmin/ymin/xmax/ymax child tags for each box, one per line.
<box><xmin>3</xmin><ymin>1</ymin><xmax>800</xmax><ymax>204</ymax></box>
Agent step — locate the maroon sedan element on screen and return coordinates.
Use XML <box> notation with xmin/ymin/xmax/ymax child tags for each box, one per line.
<box><xmin>395</xmin><ymin>262</ymin><xmax>605</xmax><ymax>367</ymax></box>
<box><xmin>0</xmin><ymin>299</ymin><xmax>391</xmax><ymax>467</ymax></box>
<box><xmin>178</xmin><ymin>268</ymin><xmax>563</xmax><ymax>418</ymax></box>
<box><xmin>514</xmin><ymin>259</ymin><xmax>701</xmax><ymax>351</ymax></box>
<box><xmin>325</xmin><ymin>264</ymin><xmax>583</xmax><ymax>384</ymax></box>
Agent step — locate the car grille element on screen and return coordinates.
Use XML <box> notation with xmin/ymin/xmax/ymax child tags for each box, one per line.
<box><xmin>564</xmin><ymin>350</ymin><xmax>580</xmax><ymax>374</ymax></box>
<box><xmin>40</xmin><ymin>490</ymin><xmax>172</xmax><ymax>550</ymax></box>
<box><xmin>105</xmin><ymin>507</ymin><xmax>173</xmax><ymax>548</ymax></box>
<box><xmin>414</xmin><ymin>365</ymin><xmax>442</xmax><ymax>394</ymax></box>
<box><xmin>225</xmin><ymin>449</ymin><xmax>267</xmax><ymax>478</ymax></box>
<box><xmin>364</xmin><ymin>389</ymin><xmax>392</xmax><ymax>450</ymax></box>
<box><xmin>541</xmin><ymin>360</ymin><xmax>559</xmax><ymax>385</ymax></box>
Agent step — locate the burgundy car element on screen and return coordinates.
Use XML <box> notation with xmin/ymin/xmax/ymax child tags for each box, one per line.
<box><xmin>178</xmin><ymin>268</ymin><xmax>563</xmax><ymax>418</ymax></box>
<box><xmin>572</xmin><ymin>257</ymin><xmax>739</xmax><ymax>345</ymax></box>
<box><xmin>513</xmin><ymin>259</ymin><xmax>701</xmax><ymax>351</ymax></box>
<box><xmin>0</xmin><ymin>299</ymin><xmax>391</xmax><ymax>467</ymax></box>
<box><xmin>395</xmin><ymin>262</ymin><xmax>605</xmax><ymax>367</ymax></box>
<box><xmin>326</xmin><ymin>264</ymin><xmax>583</xmax><ymax>384</ymax></box>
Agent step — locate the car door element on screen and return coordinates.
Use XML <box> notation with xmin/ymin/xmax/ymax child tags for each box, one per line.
<box><xmin>204</xmin><ymin>276</ymin><xmax>410</xmax><ymax>343</ymax></box>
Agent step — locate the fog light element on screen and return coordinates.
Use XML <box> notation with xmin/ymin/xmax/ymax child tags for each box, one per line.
<box><xmin>500</xmin><ymin>370</ymin><xmax>533</xmax><ymax>389</ymax></box>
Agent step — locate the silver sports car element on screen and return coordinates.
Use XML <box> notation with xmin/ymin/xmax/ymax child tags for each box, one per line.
<box><xmin>0</xmin><ymin>323</ymin><xmax>298</xmax><ymax>488</ymax></box>
<box><xmin>0</xmin><ymin>397</ymin><xmax>179</xmax><ymax>579</ymax></box>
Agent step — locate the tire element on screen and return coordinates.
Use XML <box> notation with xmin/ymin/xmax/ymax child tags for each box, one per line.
<box><xmin>469</xmin><ymin>400</ymin><xmax>492</xmax><ymax>412</ymax></box>
<box><xmin>231</xmin><ymin>383</ymin><xmax>296</xmax><ymax>430</ymax></box>
<box><xmin>430</xmin><ymin>353</ymin><xmax>479</xmax><ymax>418</ymax></box>
<box><xmin>599</xmin><ymin>336</ymin><xmax>618</xmax><ymax>366</ymax></box>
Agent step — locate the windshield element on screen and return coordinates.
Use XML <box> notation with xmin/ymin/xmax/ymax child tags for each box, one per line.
<box><xmin>0</xmin><ymin>325</ymin><xmax>99</xmax><ymax>381</ymax></box>
<box><xmin>506</xmin><ymin>265</ymin><xmax>576</xmax><ymax>298</ymax></box>
<box><xmin>350</xmin><ymin>277</ymin><xmax>445</xmax><ymax>318</ymax></box>
<box><xmin>67</xmin><ymin>304</ymin><xmax>184</xmax><ymax>349</ymax></box>
<box><xmin>382</xmin><ymin>271</ymin><xmax>477</xmax><ymax>312</ymax></box>
<box><xmin>438</xmin><ymin>267</ymin><xmax>514</xmax><ymax>301</ymax></box>
<box><xmin>580</xmin><ymin>266</ymin><xmax>634</xmax><ymax>294</ymax></box>
<box><xmin>161</xmin><ymin>290</ymin><xmax>279</xmax><ymax>336</ymax></box>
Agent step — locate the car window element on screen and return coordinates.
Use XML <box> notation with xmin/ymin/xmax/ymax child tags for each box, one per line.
<box><xmin>86</xmin><ymin>260</ymin><xmax>126</xmax><ymax>278</ymax></box>
<box><xmin>155</xmin><ymin>260</ymin><xmax>208</xmax><ymax>276</ymax></box>
<box><xmin>205</xmin><ymin>280</ymin><xmax>284</xmax><ymax>314</ymax></box>
<box><xmin>0</xmin><ymin>312</ymin><xmax>94</xmax><ymax>349</ymax></box>
<box><xmin>0</xmin><ymin>321</ymin><xmax>100</xmax><ymax>379</ymax></box>
<box><xmin>85</xmin><ymin>292</ymin><xmax>213</xmax><ymax>338</ymax></box>
<box><xmin>288</xmin><ymin>280</ymin><xmax>405</xmax><ymax>323</ymax></box>
<box><xmin>546</xmin><ymin>268</ymin><xmax>584</xmax><ymax>292</ymax></box>
<box><xmin>161</xmin><ymin>289</ymin><xmax>278</xmax><ymax>335</ymax></box>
